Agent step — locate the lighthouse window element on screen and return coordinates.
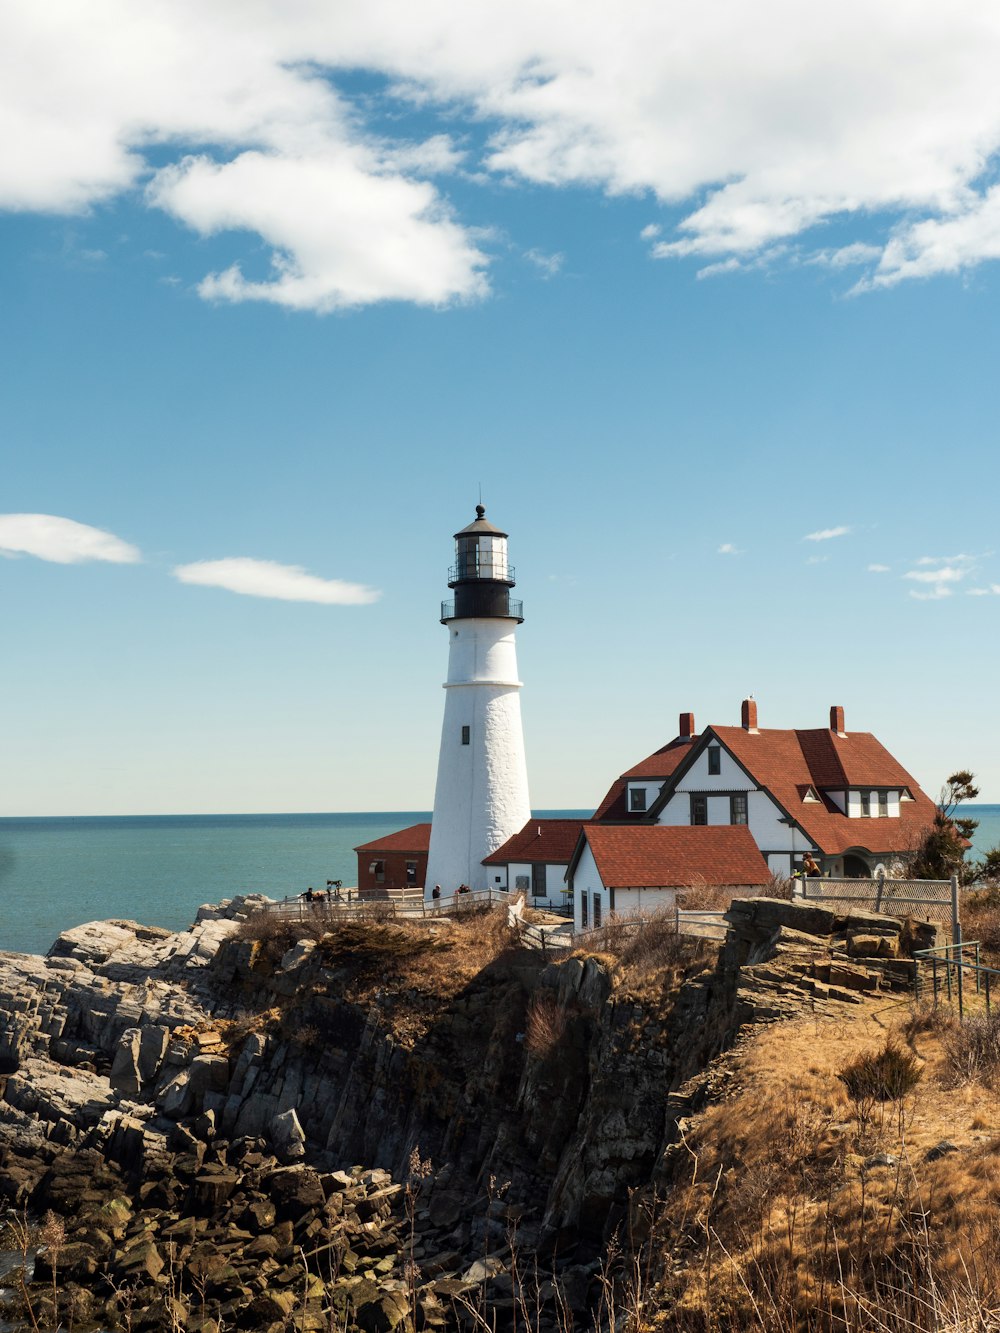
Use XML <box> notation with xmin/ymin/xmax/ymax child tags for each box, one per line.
<box><xmin>461</xmin><ymin>725</ymin><xmax>470</xmax><ymax>745</ymax></box>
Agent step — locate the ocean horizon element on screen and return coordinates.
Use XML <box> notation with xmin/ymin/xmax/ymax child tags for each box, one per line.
<box><xmin>0</xmin><ymin>810</ymin><xmax>590</xmax><ymax>957</ymax></box>
<box><xmin>2</xmin><ymin>805</ymin><xmax>998</xmax><ymax>959</ymax></box>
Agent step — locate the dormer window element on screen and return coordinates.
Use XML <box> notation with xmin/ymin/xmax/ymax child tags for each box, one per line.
<box><xmin>878</xmin><ymin>792</ymin><xmax>888</xmax><ymax>816</ymax></box>
<box><xmin>860</xmin><ymin>792</ymin><xmax>871</xmax><ymax>817</ymax></box>
<box><xmin>708</xmin><ymin>746</ymin><xmax>721</xmax><ymax>776</ymax></box>
<box><xmin>629</xmin><ymin>787</ymin><xmax>647</xmax><ymax>812</ymax></box>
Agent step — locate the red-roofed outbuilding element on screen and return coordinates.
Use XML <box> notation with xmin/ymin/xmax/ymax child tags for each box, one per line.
<box><xmin>354</xmin><ymin>823</ymin><xmax>431</xmax><ymax>895</ymax></box>
<box><xmin>483</xmin><ymin>818</ymin><xmax>586</xmax><ymax>905</ymax></box>
<box><xmin>568</xmin><ymin>824</ymin><xmax>769</xmax><ymax>929</ymax></box>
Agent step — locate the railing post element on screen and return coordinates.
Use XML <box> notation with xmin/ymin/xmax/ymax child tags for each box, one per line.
<box><xmin>952</xmin><ymin>876</ymin><xmax>964</xmax><ymax>1020</ymax></box>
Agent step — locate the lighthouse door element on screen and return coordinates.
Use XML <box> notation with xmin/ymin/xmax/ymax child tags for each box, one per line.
<box><xmin>531</xmin><ymin>863</ymin><xmax>546</xmax><ymax>899</ymax></box>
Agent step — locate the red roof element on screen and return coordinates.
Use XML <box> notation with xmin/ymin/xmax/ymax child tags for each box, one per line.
<box><xmin>593</xmin><ymin>738</ymin><xmax>696</xmax><ymax>820</ymax></box>
<box><xmin>483</xmin><ymin>819</ymin><xmax>585</xmax><ymax>865</ymax></box>
<box><xmin>704</xmin><ymin>726</ymin><xmax>936</xmax><ymax>857</ymax></box>
<box><xmin>354</xmin><ymin>823</ymin><xmax>431</xmax><ymax>854</ymax></box>
<box><xmin>621</xmin><ymin>737</ymin><xmax>697</xmax><ymax>779</ymax></box>
<box><xmin>581</xmin><ymin>825</ymin><xmax>770</xmax><ymax>889</ymax></box>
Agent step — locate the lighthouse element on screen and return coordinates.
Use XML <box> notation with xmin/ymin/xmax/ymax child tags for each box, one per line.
<box><xmin>424</xmin><ymin>506</ymin><xmax>531</xmax><ymax>897</ymax></box>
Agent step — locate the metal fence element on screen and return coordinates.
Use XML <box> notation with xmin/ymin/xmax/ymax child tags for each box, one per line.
<box><xmin>797</xmin><ymin>874</ymin><xmax>957</xmax><ymax>933</ymax></box>
<box><xmin>913</xmin><ymin>940</ymin><xmax>1000</xmax><ymax>1021</ymax></box>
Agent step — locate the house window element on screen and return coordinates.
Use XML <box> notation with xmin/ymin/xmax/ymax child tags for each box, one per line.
<box><xmin>878</xmin><ymin>792</ymin><xmax>888</xmax><ymax>817</ymax></box>
<box><xmin>592</xmin><ymin>894</ymin><xmax>602</xmax><ymax>928</ymax></box>
<box><xmin>731</xmin><ymin>793</ymin><xmax>748</xmax><ymax>825</ymax></box>
<box><xmin>691</xmin><ymin>795</ymin><xmax>708</xmax><ymax>825</ymax></box>
<box><xmin>581</xmin><ymin>890</ymin><xmax>588</xmax><ymax>928</ymax></box>
<box><xmin>629</xmin><ymin>787</ymin><xmax>647</xmax><ymax>812</ymax></box>
<box><xmin>708</xmin><ymin>746</ymin><xmax>721</xmax><ymax>776</ymax></box>
<box><xmin>860</xmin><ymin>792</ymin><xmax>871</xmax><ymax>817</ymax></box>
<box><xmin>370</xmin><ymin>859</ymin><xmax>385</xmax><ymax>884</ymax></box>
<box><xmin>406</xmin><ymin>860</ymin><xmax>417</xmax><ymax>885</ymax></box>
<box><xmin>461</xmin><ymin>725</ymin><xmax>470</xmax><ymax>745</ymax></box>
<box><xmin>532</xmin><ymin>863</ymin><xmax>546</xmax><ymax>897</ymax></box>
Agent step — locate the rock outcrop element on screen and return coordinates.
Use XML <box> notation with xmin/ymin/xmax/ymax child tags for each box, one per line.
<box><xmin>0</xmin><ymin>893</ymin><xmax>936</xmax><ymax>1329</ymax></box>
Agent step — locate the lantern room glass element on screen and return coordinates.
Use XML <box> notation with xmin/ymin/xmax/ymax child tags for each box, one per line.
<box><xmin>455</xmin><ymin>533</ymin><xmax>509</xmax><ymax>581</ymax></box>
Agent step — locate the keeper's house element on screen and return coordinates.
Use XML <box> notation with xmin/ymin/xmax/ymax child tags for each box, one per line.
<box><xmin>592</xmin><ymin>700</ymin><xmax>937</xmax><ymax>880</ymax></box>
<box><xmin>354</xmin><ymin>823</ymin><xmax>430</xmax><ymax>895</ymax></box>
<box><xmin>567</xmin><ymin>824</ymin><xmax>770</xmax><ymax>932</ymax></box>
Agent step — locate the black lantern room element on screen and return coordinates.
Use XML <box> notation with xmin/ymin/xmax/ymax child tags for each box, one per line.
<box><xmin>440</xmin><ymin>506</ymin><xmax>524</xmax><ymax>623</ymax></box>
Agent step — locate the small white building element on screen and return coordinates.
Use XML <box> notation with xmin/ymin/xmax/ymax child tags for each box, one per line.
<box><xmin>567</xmin><ymin>824</ymin><xmax>771</xmax><ymax>932</ymax></box>
<box><xmin>482</xmin><ymin>818</ymin><xmax>583</xmax><ymax>908</ymax></box>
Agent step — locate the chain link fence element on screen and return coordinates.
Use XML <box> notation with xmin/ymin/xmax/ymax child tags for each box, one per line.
<box><xmin>797</xmin><ymin>875</ymin><xmax>956</xmax><ymax>932</ymax></box>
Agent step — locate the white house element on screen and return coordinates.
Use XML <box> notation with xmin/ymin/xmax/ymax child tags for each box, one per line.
<box><xmin>567</xmin><ymin>824</ymin><xmax>771</xmax><ymax>932</ymax></box>
<box><xmin>593</xmin><ymin>700</ymin><xmax>938</xmax><ymax>879</ymax></box>
<box><xmin>482</xmin><ymin>819</ymin><xmax>583</xmax><ymax>908</ymax></box>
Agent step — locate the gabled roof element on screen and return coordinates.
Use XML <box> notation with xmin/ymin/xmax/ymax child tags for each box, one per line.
<box><xmin>653</xmin><ymin>725</ymin><xmax>937</xmax><ymax>858</ymax></box>
<box><xmin>592</xmin><ymin>737</ymin><xmax>696</xmax><ymax>820</ymax></box>
<box><xmin>483</xmin><ymin>819</ymin><xmax>585</xmax><ymax>865</ymax></box>
<box><xmin>579</xmin><ymin>825</ymin><xmax>770</xmax><ymax>889</ymax></box>
<box><xmin>354</xmin><ymin>823</ymin><xmax>431</xmax><ymax>854</ymax></box>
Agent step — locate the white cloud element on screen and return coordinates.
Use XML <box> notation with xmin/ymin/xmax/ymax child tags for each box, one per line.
<box><xmin>868</xmin><ymin>563</ymin><xmax>891</xmax><ymax>573</ymax></box>
<box><xmin>903</xmin><ymin>563</ymin><xmax>972</xmax><ymax>599</ymax></box>
<box><xmin>173</xmin><ymin>557</ymin><xmax>380</xmax><ymax>605</ymax></box>
<box><xmin>7</xmin><ymin>1</ymin><xmax>1000</xmax><ymax>296</ymax></box>
<box><xmin>806</xmin><ymin>555</ymin><xmax>829</xmax><ymax>565</ymax></box>
<box><xmin>640</xmin><ymin>224</ymin><xmax>661</xmax><ymax>241</ymax></box>
<box><xmin>150</xmin><ymin>149</ymin><xmax>487</xmax><ymax>311</ymax></box>
<box><xmin>968</xmin><ymin>585</ymin><xmax>1000</xmax><ymax>596</ymax></box>
<box><xmin>717</xmin><ymin>542</ymin><xmax>741</xmax><ymax>555</ymax></box>
<box><xmin>0</xmin><ymin>513</ymin><xmax>140</xmax><ymax>564</ymax></box>
<box><xmin>804</xmin><ymin>525</ymin><xmax>851</xmax><ymax>542</ymax></box>
<box><xmin>523</xmin><ymin>247</ymin><xmax>564</xmax><ymax>277</ymax></box>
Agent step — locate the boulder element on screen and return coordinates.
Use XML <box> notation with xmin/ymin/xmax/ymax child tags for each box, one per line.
<box><xmin>270</xmin><ymin>1107</ymin><xmax>307</xmax><ymax>1163</ymax></box>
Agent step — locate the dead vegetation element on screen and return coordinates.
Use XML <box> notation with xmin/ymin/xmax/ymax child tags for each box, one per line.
<box><xmin>572</xmin><ymin>908</ymin><xmax>716</xmax><ymax>997</ymax></box>
<box><xmin>617</xmin><ymin>1004</ymin><xmax>1000</xmax><ymax>1331</ymax></box>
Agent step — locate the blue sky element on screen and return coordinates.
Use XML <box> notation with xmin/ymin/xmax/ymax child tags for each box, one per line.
<box><xmin>3</xmin><ymin>0</ymin><xmax>1000</xmax><ymax>814</ymax></box>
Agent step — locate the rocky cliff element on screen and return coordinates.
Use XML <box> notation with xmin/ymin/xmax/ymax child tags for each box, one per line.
<box><xmin>0</xmin><ymin>896</ymin><xmax>933</xmax><ymax>1330</ymax></box>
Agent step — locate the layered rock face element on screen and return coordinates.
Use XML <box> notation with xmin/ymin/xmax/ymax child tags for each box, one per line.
<box><xmin>0</xmin><ymin>896</ymin><xmax>934</xmax><ymax>1330</ymax></box>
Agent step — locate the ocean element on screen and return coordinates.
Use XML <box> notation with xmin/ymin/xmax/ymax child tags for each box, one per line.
<box><xmin>1</xmin><ymin>806</ymin><xmax>998</xmax><ymax>959</ymax></box>
<box><xmin>0</xmin><ymin>811</ymin><xmax>589</xmax><ymax>957</ymax></box>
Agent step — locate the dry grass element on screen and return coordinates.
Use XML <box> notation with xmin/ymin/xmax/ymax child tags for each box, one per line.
<box><xmin>523</xmin><ymin>991</ymin><xmax>569</xmax><ymax>1057</ymax></box>
<box><xmin>963</xmin><ymin>890</ymin><xmax>1000</xmax><ymax>964</ymax></box>
<box><xmin>639</xmin><ymin>1003</ymin><xmax>1000</xmax><ymax>1330</ymax></box>
<box><xmin>573</xmin><ymin>908</ymin><xmax>715</xmax><ymax>998</ymax></box>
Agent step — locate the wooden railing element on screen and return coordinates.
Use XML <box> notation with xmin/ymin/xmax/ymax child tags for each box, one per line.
<box><xmin>253</xmin><ymin>886</ymin><xmax>511</xmax><ymax>922</ymax></box>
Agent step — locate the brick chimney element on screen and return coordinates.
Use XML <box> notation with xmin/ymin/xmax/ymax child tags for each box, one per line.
<box><xmin>741</xmin><ymin>698</ymin><xmax>758</xmax><ymax>733</ymax></box>
<box><xmin>679</xmin><ymin>711</ymin><xmax>696</xmax><ymax>740</ymax></box>
<box><xmin>830</xmin><ymin>705</ymin><xmax>846</xmax><ymax>737</ymax></box>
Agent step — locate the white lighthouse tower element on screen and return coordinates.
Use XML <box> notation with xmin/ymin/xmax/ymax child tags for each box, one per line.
<box><xmin>424</xmin><ymin>506</ymin><xmax>531</xmax><ymax>898</ymax></box>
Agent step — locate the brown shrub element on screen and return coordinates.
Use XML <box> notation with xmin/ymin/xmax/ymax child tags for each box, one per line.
<box><xmin>838</xmin><ymin>1040</ymin><xmax>923</xmax><ymax>1106</ymax></box>
<box><xmin>963</xmin><ymin>892</ymin><xmax>1000</xmax><ymax>963</ymax></box>
<box><xmin>523</xmin><ymin>992</ymin><xmax>568</xmax><ymax>1057</ymax></box>
<box><xmin>940</xmin><ymin>1009</ymin><xmax>1000</xmax><ymax>1087</ymax></box>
